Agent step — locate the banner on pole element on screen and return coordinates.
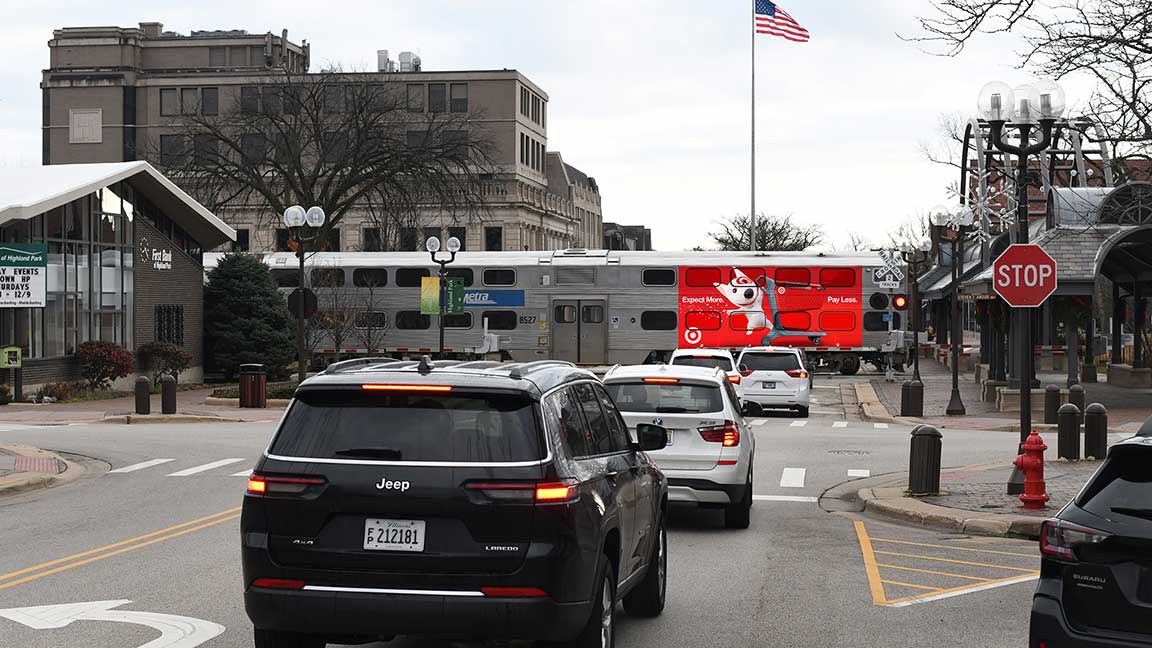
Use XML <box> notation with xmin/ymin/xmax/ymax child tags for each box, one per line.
<box><xmin>420</xmin><ymin>277</ymin><xmax>440</xmax><ymax>315</ymax></box>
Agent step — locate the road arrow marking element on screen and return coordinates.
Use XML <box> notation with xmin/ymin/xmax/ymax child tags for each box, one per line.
<box><xmin>0</xmin><ymin>599</ymin><xmax>224</xmax><ymax>647</ymax></box>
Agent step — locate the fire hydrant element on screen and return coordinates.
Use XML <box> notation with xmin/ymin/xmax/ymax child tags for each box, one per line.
<box><xmin>1013</xmin><ymin>430</ymin><xmax>1050</xmax><ymax>510</ymax></box>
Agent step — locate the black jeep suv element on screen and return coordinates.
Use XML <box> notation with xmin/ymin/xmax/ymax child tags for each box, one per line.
<box><xmin>242</xmin><ymin>358</ymin><xmax>669</xmax><ymax>648</ymax></box>
<box><xmin>1030</xmin><ymin>423</ymin><xmax>1152</xmax><ymax>647</ymax></box>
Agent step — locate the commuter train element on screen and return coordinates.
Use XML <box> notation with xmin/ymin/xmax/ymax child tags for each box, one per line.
<box><xmin>205</xmin><ymin>249</ymin><xmax>910</xmax><ymax>373</ymax></box>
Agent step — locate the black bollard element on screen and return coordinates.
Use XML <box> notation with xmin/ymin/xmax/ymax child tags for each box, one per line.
<box><xmin>1084</xmin><ymin>403</ymin><xmax>1108</xmax><ymax>459</ymax></box>
<box><xmin>1057</xmin><ymin>403</ymin><xmax>1081</xmax><ymax>460</ymax></box>
<box><xmin>1043</xmin><ymin>384</ymin><xmax>1061</xmax><ymax>425</ymax></box>
<box><xmin>908</xmin><ymin>425</ymin><xmax>943</xmax><ymax>496</ymax></box>
<box><xmin>134</xmin><ymin>376</ymin><xmax>150</xmax><ymax>415</ymax></box>
<box><xmin>909</xmin><ymin>380</ymin><xmax>924</xmax><ymax>417</ymax></box>
<box><xmin>161</xmin><ymin>374</ymin><xmax>176</xmax><ymax>415</ymax></box>
<box><xmin>900</xmin><ymin>381</ymin><xmax>912</xmax><ymax>417</ymax></box>
<box><xmin>1068</xmin><ymin>384</ymin><xmax>1086</xmax><ymax>422</ymax></box>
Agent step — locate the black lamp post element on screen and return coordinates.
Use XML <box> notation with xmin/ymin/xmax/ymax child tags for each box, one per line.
<box><xmin>931</xmin><ymin>207</ymin><xmax>976</xmax><ymax>416</ymax></box>
<box><xmin>902</xmin><ymin>241</ymin><xmax>931</xmax><ymax>382</ymax></box>
<box><xmin>426</xmin><ymin>235</ymin><xmax>461</xmax><ymax>355</ymax></box>
<box><xmin>282</xmin><ymin>205</ymin><xmax>326</xmax><ymax>381</ymax></box>
<box><xmin>977</xmin><ymin>80</ymin><xmax>1066</xmax><ymax>444</ymax></box>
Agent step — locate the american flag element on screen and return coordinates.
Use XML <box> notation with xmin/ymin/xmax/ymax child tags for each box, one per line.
<box><xmin>755</xmin><ymin>0</ymin><xmax>810</xmax><ymax>42</ymax></box>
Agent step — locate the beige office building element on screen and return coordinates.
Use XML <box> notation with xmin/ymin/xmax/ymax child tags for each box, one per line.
<box><xmin>42</xmin><ymin>22</ymin><xmax>603</xmax><ymax>252</ymax></box>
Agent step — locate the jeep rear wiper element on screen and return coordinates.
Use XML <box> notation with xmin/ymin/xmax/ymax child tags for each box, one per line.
<box><xmin>333</xmin><ymin>447</ymin><xmax>403</xmax><ymax>460</ymax></box>
<box><xmin>1110</xmin><ymin>507</ymin><xmax>1152</xmax><ymax>521</ymax></box>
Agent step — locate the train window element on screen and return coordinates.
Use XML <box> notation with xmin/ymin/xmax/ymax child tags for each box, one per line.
<box><xmin>395</xmin><ymin>311</ymin><xmax>431</xmax><ymax>330</ymax></box>
<box><xmin>864</xmin><ymin>312</ymin><xmax>901</xmax><ymax>331</ymax></box>
<box><xmin>310</xmin><ymin>268</ymin><xmax>344</xmax><ymax>287</ymax></box>
<box><xmin>396</xmin><ymin>268</ymin><xmax>430</xmax><ymax>287</ymax></box>
<box><xmin>446</xmin><ymin>268</ymin><xmax>474</xmax><ymax>286</ymax></box>
<box><xmin>642</xmin><ymin>268</ymin><xmax>676</xmax><ymax>286</ymax></box>
<box><xmin>353</xmin><ymin>268</ymin><xmax>388</xmax><ymax>287</ymax></box>
<box><xmin>819</xmin><ymin>268</ymin><xmax>856</xmax><ymax>288</ymax></box>
<box><xmin>483</xmin><ymin>268</ymin><xmax>516</xmax><ymax>286</ymax></box>
<box><xmin>641</xmin><ymin>311</ymin><xmax>677</xmax><ymax>330</ymax></box>
<box><xmin>482</xmin><ymin>311</ymin><xmax>517</xmax><ymax>330</ymax></box>
<box><xmin>819</xmin><ymin>311</ymin><xmax>856</xmax><ymax>331</ymax></box>
<box><xmin>444</xmin><ymin>312</ymin><xmax>473</xmax><ymax>329</ymax></box>
<box><xmin>685</xmin><ymin>267</ymin><xmax>721</xmax><ymax>288</ymax></box>
<box><xmin>778</xmin><ymin>311</ymin><xmax>811</xmax><ymax>330</ymax></box>
<box><xmin>555</xmin><ymin>305</ymin><xmax>576</xmax><ymax>323</ymax></box>
<box><xmin>737</xmin><ymin>267</ymin><xmax>767</xmax><ymax>286</ymax></box>
<box><xmin>582</xmin><ymin>305</ymin><xmax>604</xmax><ymax>324</ymax></box>
<box><xmin>272</xmin><ymin>269</ymin><xmax>299</xmax><ymax>287</ymax></box>
<box><xmin>776</xmin><ymin>268</ymin><xmax>810</xmax><ymax>286</ymax></box>
<box><xmin>728</xmin><ymin>313</ymin><xmax>767</xmax><ymax>331</ymax></box>
<box><xmin>354</xmin><ymin>311</ymin><xmax>388</xmax><ymax>329</ymax></box>
<box><xmin>685</xmin><ymin>311</ymin><xmax>722</xmax><ymax>331</ymax></box>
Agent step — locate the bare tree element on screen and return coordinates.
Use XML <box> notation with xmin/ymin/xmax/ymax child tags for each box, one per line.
<box><xmin>885</xmin><ymin>213</ymin><xmax>932</xmax><ymax>250</ymax></box>
<box><xmin>349</xmin><ymin>276</ymin><xmax>390</xmax><ymax>353</ymax></box>
<box><xmin>707</xmin><ymin>213</ymin><xmax>823</xmax><ymax>252</ymax></box>
<box><xmin>151</xmin><ymin>66</ymin><xmax>496</xmax><ymax>250</ymax></box>
<box><xmin>844</xmin><ymin>232</ymin><xmax>872</xmax><ymax>251</ymax></box>
<box><xmin>304</xmin><ymin>266</ymin><xmax>354</xmax><ymax>355</ymax></box>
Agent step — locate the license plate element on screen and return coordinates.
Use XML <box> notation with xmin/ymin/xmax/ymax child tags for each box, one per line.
<box><xmin>363</xmin><ymin>519</ymin><xmax>425</xmax><ymax>552</ymax></box>
<box><xmin>666</xmin><ymin>429</ymin><xmax>674</xmax><ymax>446</ymax></box>
<box><xmin>762</xmin><ymin>382</ymin><xmax>776</xmax><ymax>389</ymax></box>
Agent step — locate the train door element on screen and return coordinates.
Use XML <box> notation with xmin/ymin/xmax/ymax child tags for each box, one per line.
<box><xmin>551</xmin><ymin>299</ymin><xmax>608</xmax><ymax>364</ymax></box>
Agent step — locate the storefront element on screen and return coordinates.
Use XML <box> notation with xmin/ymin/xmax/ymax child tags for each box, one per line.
<box><xmin>0</xmin><ymin>162</ymin><xmax>234</xmax><ymax>388</ymax></box>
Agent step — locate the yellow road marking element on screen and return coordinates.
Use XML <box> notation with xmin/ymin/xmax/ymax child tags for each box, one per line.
<box><xmin>870</xmin><ymin>537</ymin><xmax>1035</xmax><ymax>558</ymax></box>
<box><xmin>874</xmin><ymin>550</ymin><xmax>1039</xmax><ymax>572</ymax></box>
<box><xmin>0</xmin><ymin>507</ymin><xmax>241</xmax><ymax>591</ymax></box>
<box><xmin>881</xmin><ymin>580</ymin><xmax>942</xmax><ymax>591</ymax></box>
<box><xmin>875</xmin><ymin>563</ymin><xmax>992</xmax><ymax>582</ymax></box>
<box><xmin>853</xmin><ymin>520</ymin><xmax>887</xmax><ymax>605</ymax></box>
<box><xmin>883</xmin><ymin>572</ymin><xmax>1040</xmax><ymax>606</ymax></box>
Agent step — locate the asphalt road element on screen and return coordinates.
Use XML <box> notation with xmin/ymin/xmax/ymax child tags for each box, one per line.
<box><xmin>0</xmin><ymin>382</ymin><xmax>1042</xmax><ymax>648</ymax></box>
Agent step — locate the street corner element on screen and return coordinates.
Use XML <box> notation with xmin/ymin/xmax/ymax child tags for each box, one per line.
<box><xmin>0</xmin><ymin>444</ymin><xmax>82</xmax><ymax>496</ymax></box>
<box><xmin>852</xmin><ymin>520</ymin><xmax>1039</xmax><ymax>608</ymax></box>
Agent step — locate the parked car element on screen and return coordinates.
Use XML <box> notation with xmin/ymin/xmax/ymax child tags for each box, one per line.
<box><xmin>242</xmin><ymin>357</ymin><xmax>670</xmax><ymax>648</ymax></box>
<box><xmin>668</xmin><ymin>348</ymin><xmax>744</xmax><ymax>397</ymax></box>
<box><xmin>735</xmin><ymin>346</ymin><xmax>812</xmax><ymax>417</ymax></box>
<box><xmin>603</xmin><ymin>364</ymin><xmax>754</xmax><ymax>529</ymax></box>
<box><xmin>1029</xmin><ymin>425</ymin><xmax>1152</xmax><ymax>648</ymax></box>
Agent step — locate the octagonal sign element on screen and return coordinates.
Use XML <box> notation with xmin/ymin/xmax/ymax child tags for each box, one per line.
<box><xmin>992</xmin><ymin>244</ymin><xmax>1057</xmax><ymax>308</ymax></box>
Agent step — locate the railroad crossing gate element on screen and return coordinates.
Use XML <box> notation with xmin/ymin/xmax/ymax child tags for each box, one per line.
<box><xmin>874</xmin><ymin>251</ymin><xmax>904</xmax><ymax>290</ymax></box>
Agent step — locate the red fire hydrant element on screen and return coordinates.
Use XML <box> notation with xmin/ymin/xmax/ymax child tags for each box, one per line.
<box><xmin>1013</xmin><ymin>430</ymin><xmax>1050</xmax><ymax>510</ymax></box>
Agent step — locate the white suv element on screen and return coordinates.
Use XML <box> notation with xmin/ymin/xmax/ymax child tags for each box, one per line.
<box><xmin>603</xmin><ymin>364</ymin><xmax>754</xmax><ymax>529</ymax></box>
<box><xmin>668</xmin><ymin>348</ymin><xmax>743</xmax><ymax>398</ymax></box>
<box><xmin>736</xmin><ymin>347</ymin><xmax>811</xmax><ymax>418</ymax></box>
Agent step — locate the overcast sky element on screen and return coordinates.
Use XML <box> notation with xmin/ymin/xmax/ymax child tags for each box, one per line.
<box><xmin>0</xmin><ymin>0</ymin><xmax>1095</xmax><ymax>250</ymax></box>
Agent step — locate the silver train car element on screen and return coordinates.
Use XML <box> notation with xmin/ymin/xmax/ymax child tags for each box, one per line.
<box><xmin>205</xmin><ymin>249</ymin><xmax>909</xmax><ymax>373</ymax></box>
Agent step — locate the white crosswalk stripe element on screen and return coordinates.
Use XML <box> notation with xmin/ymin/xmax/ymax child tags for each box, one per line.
<box><xmin>873</xmin><ymin>423</ymin><xmax>889</xmax><ymax>429</ymax></box>
<box><xmin>847</xmin><ymin>469</ymin><xmax>871</xmax><ymax>478</ymax></box>
<box><xmin>789</xmin><ymin>420</ymin><xmax>808</xmax><ymax>427</ymax></box>
<box><xmin>832</xmin><ymin>421</ymin><xmax>848</xmax><ymax>428</ymax></box>
<box><xmin>167</xmin><ymin>458</ymin><xmax>247</xmax><ymax>477</ymax></box>
<box><xmin>779</xmin><ymin>467</ymin><xmax>806</xmax><ymax>488</ymax></box>
<box><xmin>109</xmin><ymin>458</ymin><xmax>175</xmax><ymax>474</ymax></box>
<box><xmin>751</xmin><ymin>419</ymin><xmax>770</xmax><ymax>427</ymax></box>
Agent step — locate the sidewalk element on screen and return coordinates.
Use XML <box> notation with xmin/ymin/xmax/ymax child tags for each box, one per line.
<box><xmin>0</xmin><ymin>387</ymin><xmax>286</xmax><ymax>424</ymax></box>
<box><xmin>857</xmin><ymin>457</ymin><xmax>1103</xmax><ymax>539</ymax></box>
<box><xmin>0</xmin><ymin>443</ymin><xmax>79</xmax><ymax>496</ymax></box>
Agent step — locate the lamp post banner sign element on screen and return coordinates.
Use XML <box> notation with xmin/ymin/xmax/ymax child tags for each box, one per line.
<box><xmin>0</xmin><ymin>244</ymin><xmax>47</xmax><ymax>308</ymax></box>
<box><xmin>420</xmin><ymin>276</ymin><xmax>440</xmax><ymax>315</ymax></box>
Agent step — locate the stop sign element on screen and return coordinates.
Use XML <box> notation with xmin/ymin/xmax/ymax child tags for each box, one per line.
<box><xmin>992</xmin><ymin>244</ymin><xmax>1058</xmax><ymax>307</ymax></box>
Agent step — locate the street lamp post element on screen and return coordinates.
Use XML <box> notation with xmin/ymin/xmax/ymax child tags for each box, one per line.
<box><xmin>902</xmin><ymin>240</ymin><xmax>932</xmax><ymax>382</ymax></box>
<box><xmin>977</xmin><ymin>80</ymin><xmax>1066</xmax><ymax>443</ymax></box>
<box><xmin>281</xmin><ymin>205</ymin><xmax>326</xmax><ymax>381</ymax></box>
<box><xmin>426</xmin><ymin>235</ymin><xmax>461</xmax><ymax>355</ymax></box>
<box><xmin>931</xmin><ymin>206</ymin><xmax>975</xmax><ymax>416</ymax></box>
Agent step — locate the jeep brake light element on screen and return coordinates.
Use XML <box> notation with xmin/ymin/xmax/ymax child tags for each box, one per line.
<box><xmin>699</xmin><ymin>421</ymin><xmax>740</xmax><ymax>446</ymax></box>
<box><xmin>535</xmin><ymin>480</ymin><xmax>579</xmax><ymax>503</ymax></box>
<box><xmin>465</xmin><ymin>480</ymin><xmax>579</xmax><ymax>504</ymax></box>
<box><xmin>1040</xmin><ymin>519</ymin><xmax>1109</xmax><ymax>560</ymax></box>
<box><xmin>362</xmin><ymin>384</ymin><xmax>453</xmax><ymax>392</ymax></box>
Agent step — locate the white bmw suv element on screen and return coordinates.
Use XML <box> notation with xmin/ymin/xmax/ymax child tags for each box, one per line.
<box><xmin>603</xmin><ymin>364</ymin><xmax>754</xmax><ymax>529</ymax></box>
<box><xmin>736</xmin><ymin>346</ymin><xmax>812</xmax><ymax>418</ymax></box>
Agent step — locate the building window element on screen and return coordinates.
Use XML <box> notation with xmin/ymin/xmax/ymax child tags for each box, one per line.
<box><xmin>155</xmin><ymin>305</ymin><xmax>185</xmax><ymax>345</ymax></box>
<box><xmin>240</xmin><ymin>86</ymin><xmax>260</xmax><ymax>113</ymax></box>
<box><xmin>361</xmin><ymin>227</ymin><xmax>383</xmax><ymax>251</ymax></box>
<box><xmin>229</xmin><ymin>45</ymin><xmax>248</xmax><ymax>66</ymax></box>
<box><xmin>233</xmin><ymin>228</ymin><xmax>250</xmax><ymax>252</ymax></box>
<box><xmin>353</xmin><ymin>268</ymin><xmax>388</xmax><ymax>287</ymax></box>
<box><xmin>450</xmin><ymin>83</ymin><xmax>468</xmax><ymax>112</ymax></box>
<box><xmin>395</xmin><ymin>268</ymin><xmax>429</xmax><ymax>287</ymax></box>
<box><xmin>322</xmin><ymin>228</ymin><xmax>341</xmax><ymax>252</ymax></box>
<box><xmin>274</xmin><ymin>229</ymin><xmax>291</xmax><ymax>252</ymax></box>
<box><xmin>181</xmin><ymin>88</ymin><xmax>199</xmax><ymax>115</ymax></box>
<box><xmin>160</xmin><ymin>89</ymin><xmax>180</xmax><ymax>116</ymax></box>
<box><xmin>68</xmin><ymin>109</ymin><xmax>102</xmax><ymax>144</ymax></box>
<box><xmin>240</xmin><ymin>133</ymin><xmax>267</xmax><ymax>163</ymax></box>
<box><xmin>193</xmin><ymin>134</ymin><xmax>218</xmax><ymax>165</ymax></box>
<box><xmin>428</xmin><ymin>83</ymin><xmax>446</xmax><ymax>113</ymax></box>
<box><xmin>201</xmin><ymin>87</ymin><xmax>219</xmax><ymax>115</ymax></box>
<box><xmin>641</xmin><ymin>311</ymin><xmax>678</xmax><ymax>331</ymax></box>
<box><xmin>485</xmin><ymin>227</ymin><xmax>503</xmax><ymax>251</ymax></box>
<box><xmin>406</xmin><ymin>130</ymin><xmax>428</xmax><ymax>149</ymax></box>
<box><xmin>519</xmin><ymin>134</ymin><xmax>527</xmax><ymax>165</ymax></box>
<box><xmin>395</xmin><ymin>311</ymin><xmax>431</xmax><ymax>330</ymax></box>
<box><xmin>482</xmin><ymin>311</ymin><xmax>517</xmax><ymax>330</ymax></box>
<box><xmin>406</xmin><ymin>84</ymin><xmax>424</xmax><ymax>112</ymax></box>
<box><xmin>261</xmin><ymin>87</ymin><xmax>282</xmax><ymax>114</ymax></box>
<box><xmin>520</xmin><ymin>87</ymin><xmax>530</xmax><ymax>116</ymax></box>
<box><xmin>483</xmin><ymin>268</ymin><xmax>516</xmax><ymax>286</ymax></box>
<box><xmin>323</xmin><ymin>85</ymin><xmax>345</xmax><ymax>113</ymax></box>
<box><xmin>159</xmin><ymin>135</ymin><xmax>186</xmax><ymax>166</ymax></box>
<box><xmin>399</xmin><ymin>227</ymin><xmax>417</xmax><ymax>251</ymax></box>
<box><xmin>444</xmin><ymin>312</ymin><xmax>473</xmax><ymax>329</ymax></box>
<box><xmin>208</xmin><ymin>47</ymin><xmax>226</xmax><ymax>67</ymax></box>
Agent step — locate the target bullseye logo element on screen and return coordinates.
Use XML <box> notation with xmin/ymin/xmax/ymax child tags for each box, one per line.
<box><xmin>777</xmin><ymin>286</ymin><xmax>786</xmax><ymax>295</ymax></box>
<box><xmin>684</xmin><ymin>328</ymin><xmax>702</xmax><ymax>345</ymax></box>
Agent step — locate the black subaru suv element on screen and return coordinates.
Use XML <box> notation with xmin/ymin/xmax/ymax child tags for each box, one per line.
<box><xmin>1030</xmin><ymin>423</ymin><xmax>1152</xmax><ymax>647</ymax></box>
<box><xmin>242</xmin><ymin>358</ymin><xmax>669</xmax><ymax>648</ymax></box>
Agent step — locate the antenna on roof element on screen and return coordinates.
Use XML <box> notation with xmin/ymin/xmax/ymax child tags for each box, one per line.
<box><xmin>417</xmin><ymin>355</ymin><xmax>434</xmax><ymax>374</ymax></box>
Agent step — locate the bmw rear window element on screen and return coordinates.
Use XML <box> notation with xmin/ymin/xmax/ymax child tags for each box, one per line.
<box><xmin>270</xmin><ymin>389</ymin><xmax>543</xmax><ymax>463</ymax></box>
<box><xmin>741</xmin><ymin>352</ymin><xmax>801</xmax><ymax>371</ymax></box>
<box><xmin>671</xmin><ymin>356</ymin><xmax>732</xmax><ymax>371</ymax></box>
<box><xmin>605</xmin><ymin>382</ymin><xmax>724</xmax><ymax>414</ymax></box>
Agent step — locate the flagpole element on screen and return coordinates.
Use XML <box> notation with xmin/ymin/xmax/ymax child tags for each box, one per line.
<box><xmin>750</xmin><ymin>0</ymin><xmax>756</xmax><ymax>252</ymax></box>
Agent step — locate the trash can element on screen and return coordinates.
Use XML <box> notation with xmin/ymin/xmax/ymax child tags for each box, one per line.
<box><xmin>239</xmin><ymin>364</ymin><xmax>267</xmax><ymax>408</ymax></box>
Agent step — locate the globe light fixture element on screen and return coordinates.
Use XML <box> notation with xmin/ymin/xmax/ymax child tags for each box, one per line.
<box><xmin>304</xmin><ymin>206</ymin><xmax>326</xmax><ymax>228</ymax></box>
<box><xmin>1012</xmin><ymin>83</ymin><xmax>1042</xmax><ymax>124</ymax></box>
<box><xmin>977</xmin><ymin>81</ymin><xmax>1016</xmax><ymax>122</ymax></box>
<box><xmin>446</xmin><ymin>236</ymin><xmax>462</xmax><ymax>254</ymax></box>
<box><xmin>425</xmin><ymin>236</ymin><xmax>441</xmax><ymax>253</ymax></box>
<box><xmin>282</xmin><ymin>205</ymin><xmax>306</xmax><ymax>228</ymax></box>
<box><xmin>1033</xmin><ymin>79</ymin><xmax>1066</xmax><ymax>119</ymax></box>
<box><xmin>930</xmin><ymin>205</ymin><xmax>953</xmax><ymax>228</ymax></box>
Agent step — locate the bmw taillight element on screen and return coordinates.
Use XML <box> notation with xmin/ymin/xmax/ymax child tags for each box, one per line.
<box><xmin>699</xmin><ymin>421</ymin><xmax>740</xmax><ymax>447</ymax></box>
<box><xmin>786</xmin><ymin>369</ymin><xmax>809</xmax><ymax>379</ymax></box>
<box><xmin>1040</xmin><ymin>519</ymin><xmax>1109</xmax><ymax>560</ymax></box>
<box><xmin>728</xmin><ymin>373</ymin><xmax>742</xmax><ymax>384</ymax></box>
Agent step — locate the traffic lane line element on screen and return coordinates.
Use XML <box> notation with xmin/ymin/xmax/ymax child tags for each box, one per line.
<box><xmin>166</xmin><ymin>458</ymin><xmax>246</xmax><ymax>477</ymax></box>
<box><xmin>885</xmin><ymin>574</ymin><xmax>1040</xmax><ymax>607</ymax></box>
<box><xmin>0</xmin><ymin>506</ymin><xmax>241</xmax><ymax>591</ymax></box>
<box><xmin>108</xmin><ymin>458</ymin><xmax>175</xmax><ymax>473</ymax></box>
<box><xmin>868</xmin><ymin>536</ymin><xmax>1035</xmax><ymax>558</ymax></box>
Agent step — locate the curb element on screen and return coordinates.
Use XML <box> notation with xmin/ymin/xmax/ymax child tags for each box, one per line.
<box><xmin>204</xmin><ymin>397</ymin><xmax>291</xmax><ymax>408</ymax></box>
<box><xmin>100</xmin><ymin>413</ymin><xmax>249</xmax><ymax>424</ymax></box>
<box><xmin>853</xmin><ymin>383</ymin><xmax>902</xmax><ymax>425</ymax></box>
<box><xmin>0</xmin><ymin>445</ymin><xmax>86</xmax><ymax>497</ymax></box>
<box><xmin>857</xmin><ymin>483</ymin><xmax>1046</xmax><ymax>539</ymax></box>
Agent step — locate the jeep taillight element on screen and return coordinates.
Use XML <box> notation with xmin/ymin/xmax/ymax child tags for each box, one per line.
<box><xmin>465</xmin><ymin>479</ymin><xmax>579</xmax><ymax>504</ymax></box>
<box><xmin>699</xmin><ymin>421</ymin><xmax>740</xmax><ymax>446</ymax></box>
<box><xmin>246</xmin><ymin>474</ymin><xmax>326</xmax><ymax>496</ymax></box>
<box><xmin>1040</xmin><ymin>519</ymin><xmax>1109</xmax><ymax>560</ymax></box>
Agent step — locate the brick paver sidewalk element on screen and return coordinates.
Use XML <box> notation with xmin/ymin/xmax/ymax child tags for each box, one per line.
<box><xmin>923</xmin><ymin>459</ymin><xmax>1101</xmax><ymax>518</ymax></box>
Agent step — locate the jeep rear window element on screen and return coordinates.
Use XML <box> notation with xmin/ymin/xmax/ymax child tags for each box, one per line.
<box><xmin>740</xmin><ymin>352</ymin><xmax>800</xmax><ymax>371</ymax></box>
<box><xmin>605</xmin><ymin>382</ymin><xmax>724</xmax><ymax>414</ymax></box>
<box><xmin>270</xmin><ymin>390</ymin><xmax>543</xmax><ymax>463</ymax></box>
<box><xmin>1076</xmin><ymin>448</ymin><xmax>1152</xmax><ymax>520</ymax></box>
<box><xmin>671</xmin><ymin>356</ymin><xmax>732</xmax><ymax>371</ymax></box>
